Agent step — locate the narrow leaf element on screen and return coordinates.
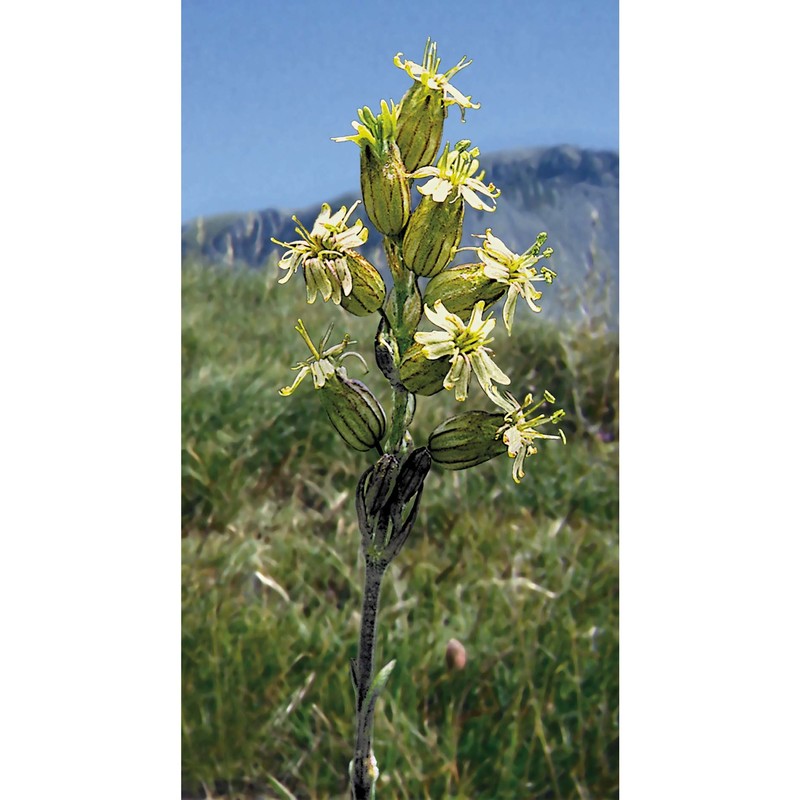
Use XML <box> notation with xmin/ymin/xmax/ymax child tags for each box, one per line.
<box><xmin>366</xmin><ymin>658</ymin><xmax>397</xmax><ymax>710</ymax></box>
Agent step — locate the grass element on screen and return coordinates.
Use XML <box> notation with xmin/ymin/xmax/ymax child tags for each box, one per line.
<box><xmin>182</xmin><ymin>259</ymin><xmax>618</xmax><ymax>798</ymax></box>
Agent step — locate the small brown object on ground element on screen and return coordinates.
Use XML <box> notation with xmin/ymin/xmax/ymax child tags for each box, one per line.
<box><xmin>445</xmin><ymin>638</ymin><xmax>467</xmax><ymax>670</ymax></box>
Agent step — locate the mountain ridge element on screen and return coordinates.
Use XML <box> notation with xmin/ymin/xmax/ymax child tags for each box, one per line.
<box><xmin>182</xmin><ymin>144</ymin><xmax>619</xmax><ymax>321</ymax></box>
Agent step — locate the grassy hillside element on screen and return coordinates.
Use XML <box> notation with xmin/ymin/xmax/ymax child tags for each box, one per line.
<box><xmin>181</xmin><ymin>259</ymin><xmax>619</xmax><ymax>799</ymax></box>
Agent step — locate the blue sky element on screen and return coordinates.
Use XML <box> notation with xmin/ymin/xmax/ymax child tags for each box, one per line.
<box><xmin>182</xmin><ymin>0</ymin><xmax>618</xmax><ymax>221</ymax></box>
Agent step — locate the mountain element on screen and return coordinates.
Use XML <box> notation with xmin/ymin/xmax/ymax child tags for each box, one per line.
<box><xmin>182</xmin><ymin>145</ymin><xmax>619</xmax><ymax>322</ymax></box>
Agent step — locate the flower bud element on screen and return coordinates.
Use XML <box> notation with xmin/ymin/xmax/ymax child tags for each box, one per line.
<box><xmin>394</xmin><ymin>39</ymin><xmax>480</xmax><ymax>172</ymax></box>
<box><xmin>423</xmin><ymin>264</ymin><xmax>507</xmax><ymax>319</ymax></box>
<box><xmin>360</xmin><ymin>142</ymin><xmax>411</xmax><ymax>236</ymax></box>
<box><xmin>427</xmin><ymin>410</ymin><xmax>507</xmax><ymax>470</ymax></box>
<box><xmin>396</xmin><ymin>81</ymin><xmax>445</xmax><ymax>173</ymax></box>
<box><xmin>402</xmin><ymin>195</ymin><xmax>464</xmax><ymax>278</ymax></box>
<box><xmin>333</xmin><ymin>102</ymin><xmax>412</xmax><ymax>236</ymax></box>
<box><xmin>339</xmin><ymin>251</ymin><xmax>386</xmax><ymax>317</ymax></box>
<box><xmin>374</xmin><ymin>331</ymin><xmax>397</xmax><ymax>385</ymax></box>
<box><xmin>391</xmin><ymin>447</ymin><xmax>432</xmax><ymax>506</ymax></box>
<box><xmin>398</xmin><ymin>342</ymin><xmax>451</xmax><ymax>396</ymax></box>
<box><xmin>364</xmin><ymin>454</ymin><xmax>401</xmax><ymax>517</ymax></box>
<box><xmin>319</xmin><ymin>376</ymin><xmax>386</xmax><ymax>452</ymax></box>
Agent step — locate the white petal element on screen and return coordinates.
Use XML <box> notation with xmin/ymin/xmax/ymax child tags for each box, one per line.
<box><xmin>459</xmin><ymin>184</ymin><xmax>495</xmax><ymax>212</ymax></box>
<box><xmin>512</xmin><ymin>449</ymin><xmax>527</xmax><ymax>483</ymax></box>
<box><xmin>503</xmin><ymin>425</ymin><xmax>523</xmax><ymax>455</ymax></box>
<box><xmin>523</xmin><ymin>282</ymin><xmax>543</xmax><ymax>312</ymax></box>
<box><xmin>423</xmin><ymin>341</ymin><xmax>456</xmax><ymax>359</ymax></box>
<box><xmin>416</xmin><ymin>177</ymin><xmax>443</xmax><ymax>197</ymax></box>
<box><xmin>279</xmin><ymin>366</ymin><xmax>310</xmax><ymax>396</ymax></box>
<box><xmin>424</xmin><ymin>301</ymin><xmax>459</xmax><ymax>333</ymax></box>
<box><xmin>472</xmin><ymin>349</ymin><xmax>511</xmax><ymax>387</ymax></box>
<box><xmin>432</xmin><ymin>179</ymin><xmax>454</xmax><ymax>203</ymax></box>
<box><xmin>503</xmin><ymin>289</ymin><xmax>520</xmax><ymax>334</ymax></box>
<box><xmin>414</xmin><ymin>330</ymin><xmax>452</xmax><ymax>345</ymax></box>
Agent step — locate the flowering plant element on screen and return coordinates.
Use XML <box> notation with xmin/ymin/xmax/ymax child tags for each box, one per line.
<box><xmin>273</xmin><ymin>39</ymin><xmax>567</xmax><ymax>799</ymax></box>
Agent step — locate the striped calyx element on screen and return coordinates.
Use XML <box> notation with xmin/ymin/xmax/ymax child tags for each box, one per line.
<box><xmin>363</xmin><ymin>454</ymin><xmax>401</xmax><ymax>516</ymax></box>
<box><xmin>396</xmin><ymin>81</ymin><xmax>445</xmax><ymax>173</ymax></box>
<box><xmin>394</xmin><ymin>39</ymin><xmax>479</xmax><ymax>173</ymax></box>
<box><xmin>359</xmin><ymin>143</ymin><xmax>411</xmax><ymax>236</ymax></box>
<box><xmin>339</xmin><ymin>251</ymin><xmax>386</xmax><ymax>316</ymax></box>
<box><xmin>390</xmin><ymin>447</ymin><xmax>432</xmax><ymax>506</ymax></box>
<box><xmin>279</xmin><ymin>320</ymin><xmax>384</xmax><ymax>451</ymax></box>
<box><xmin>333</xmin><ymin>101</ymin><xmax>411</xmax><ymax>236</ymax></box>
<box><xmin>423</xmin><ymin>263</ymin><xmax>507</xmax><ymax>319</ymax></box>
<box><xmin>320</xmin><ymin>376</ymin><xmax>387</xmax><ymax>452</ymax></box>
<box><xmin>398</xmin><ymin>342</ymin><xmax>451</xmax><ymax>396</ymax></box>
<box><xmin>427</xmin><ymin>410</ymin><xmax>507</xmax><ymax>470</ymax></box>
<box><xmin>402</xmin><ymin>195</ymin><xmax>464</xmax><ymax>278</ymax></box>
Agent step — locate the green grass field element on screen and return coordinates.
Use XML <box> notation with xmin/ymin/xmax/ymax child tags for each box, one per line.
<box><xmin>182</xmin><ymin>260</ymin><xmax>619</xmax><ymax>799</ymax></box>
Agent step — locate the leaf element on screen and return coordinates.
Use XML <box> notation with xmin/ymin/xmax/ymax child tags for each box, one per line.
<box><xmin>267</xmin><ymin>775</ymin><xmax>299</xmax><ymax>800</ymax></box>
<box><xmin>365</xmin><ymin>658</ymin><xmax>396</xmax><ymax>714</ymax></box>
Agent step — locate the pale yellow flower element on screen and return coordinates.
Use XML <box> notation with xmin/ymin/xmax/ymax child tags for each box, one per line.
<box><xmin>414</xmin><ymin>299</ymin><xmax>510</xmax><ymax>402</ymax></box>
<box><xmin>492</xmin><ymin>390</ymin><xmax>567</xmax><ymax>483</ymax></box>
<box><xmin>279</xmin><ymin>320</ymin><xmax>365</xmax><ymax>396</ymax></box>
<box><xmin>408</xmin><ymin>141</ymin><xmax>500</xmax><ymax>212</ymax></box>
<box><xmin>466</xmin><ymin>229</ymin><xmax>556</xmax><ymax>334</ymax></box>
<box><xmin>272</xmin><ymin>202</ymin><xmax>368</xmax><ymax>305</ymax></box>
<box><xmin>394</xmin><ymin>38</ymin><xmax>480</xmax><ymax>119</ymax></box>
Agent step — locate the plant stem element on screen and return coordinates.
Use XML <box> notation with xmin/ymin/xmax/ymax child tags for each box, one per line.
<box><xmin>351</xmin><ymin>228</ymin><xmax>416</xmax><ymax>798</ymax></box>
<box><xmin>351</xmin><ymin>559</ymin><xmax>387</xmax><ymax>799</ymax></box>
<box><xmin>382</xmin><ymin>235</ymin><xmax>413</xmax><ymax>454</ymax></box>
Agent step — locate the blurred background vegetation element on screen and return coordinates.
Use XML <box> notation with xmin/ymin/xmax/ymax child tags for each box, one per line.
<box><xmin>182</xmin><ymin>253</ymin><xmax>618</xmax><ymax>799</ymax></box>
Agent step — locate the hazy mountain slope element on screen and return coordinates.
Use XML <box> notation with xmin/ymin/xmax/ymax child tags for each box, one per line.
<box><xmin>182</xmin><ymin>144</ymin><xmax>618</xmax><ymax>321</ymax></box>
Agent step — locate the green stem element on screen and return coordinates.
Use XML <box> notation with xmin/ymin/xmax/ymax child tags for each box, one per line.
<box><xmin>382</xmin><ymin>236</ymin><xmax>413</xmax><ymax>454</ymax></box>
<box><xmin>351</xmin><ymin>231</ymin><xmax>417</xmax><ymax>798</ymax></box>
<box><xmin>351</xmin><ymin>560</ymin><xmax>386</xmax><ymax>799</ymax></box>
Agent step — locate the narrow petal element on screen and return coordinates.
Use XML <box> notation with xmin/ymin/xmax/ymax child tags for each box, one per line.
<box><xmin>416</xmin><ymin>177</ymin><xmax>445</xmax><ymax>198</ymax></box>
<box><xmin>512</xmin><ymin>449</ymin><xmax>527</xmax><ymax>483</ymax></box>
<box><xmin>503</xmin><ymin>425</ymin><xmax>523</xmax><ymax>455</ymax></box>
<box><xmin>431</xmin><ymin>178</ymin><xmax>454</xmax><ymax>203</ymax></box>
<box><xmin>503</xmin><ymin>288</ymin><xmax>520</xmax><ymax>335</ymax></box>
<box><xmin>305</xmin><ymin>269</ymin><xmax>320</xmax><ymax>303</ymax></box>
<box><xmin>414</xmin><ymin>330</ymin><xmax>453</xmax><ymax>346</ymax></box>
<box><xmin>279</xmin><ymin>366</ymin><xmax>310</xmax><ymax>396</ymax></box>
<box><xmin>424</xmin><ymin>301</ymin><xmax>460</xmax><ymax>333</ymax></box>
<box><xmin>442</xmin><ymin>82</ymin><xmax>478</xmax><ymax>109</ymax></box>
<box><xmin>467</xmin><ymin>300</ymin><xmax>486</xmax><ymax>329</ymax></box>
<box><xmin>454</xmin><ymin>365</ymin><xmax>471</xmax><ymax>400</ymax></box>
<box><xmin>422</xmin><ymin>341</ymin><xmax>456</xmax><ymax>360</ymax></box>
<box><xmin>480</xmin><ymin>256</ymin><xmax>510</xmax><ymax>282</ymax></box>
<box><xmin>408</xmin><ymin>166</ymin><xmax>439</xmax><ymax>180</ymax></box>
<box><xmin>485</xmin><ymin>230</ymin><xmax>516</xmax><ymax>260</ymax></box>
<box><xmin>459</xmin><ymin>184</ymin><xmax>495</xmax><ymax>212</ymax></box>
<box><xmin>445</xmin><ymin>355</ymin><xmax>471</xmax><ymax>401</ymax></box>
<box><xmin>522</xmin><ymin>282</ymin><xmax>543</xmax><ymax>312</ymax></box>
<box><xmin>472</xmin><ymin>348</ymin><xmax>511</xmax><ymax>390</ymax></box>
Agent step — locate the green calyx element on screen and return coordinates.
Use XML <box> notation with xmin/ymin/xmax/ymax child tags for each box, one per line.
<box><xmin>320</xmin><ymin>376</ymin><xmax>387</xmax><ymax>452</ymax></box>
<box><xmin>402</xmin><ymin>195</ymin><xmax>464</xmax><ymax>277</ymax></box>
<box><xmin>279</xmin><ymin>321</ymin><xmax>384</xmax><ymax>451</ymax></box>
<box><xmin>340</xmin><ymin>251</ymin><xmax>387</xmax><ymax>316</ymax></box>
<box><xmin>334</xmin><ymin>100</ymin><xmax>412</xmax><ymax>235</ymax></box>
<box><xmin>360</xmin><ymin>143</ymin><xmax>411</xmax><ymax>236</ymax></box>
<box><xmin>396</xmin><ymin>80</ymin><xmax>445</xmax><ymax>173</ymax></box>
<box><xmin>397</xmin><ymin>342</ymin><xmax>451</xmax><ymax>396</ymax></box>
<box><xmin>427</xmin><ymin>410</ymin><xmax>507</xmax><ymax>470</ymax></box>
<box><xmin>423</xmin><ymin>264</ymin><xmax>507</xmax><ymax>319</ymax></box>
